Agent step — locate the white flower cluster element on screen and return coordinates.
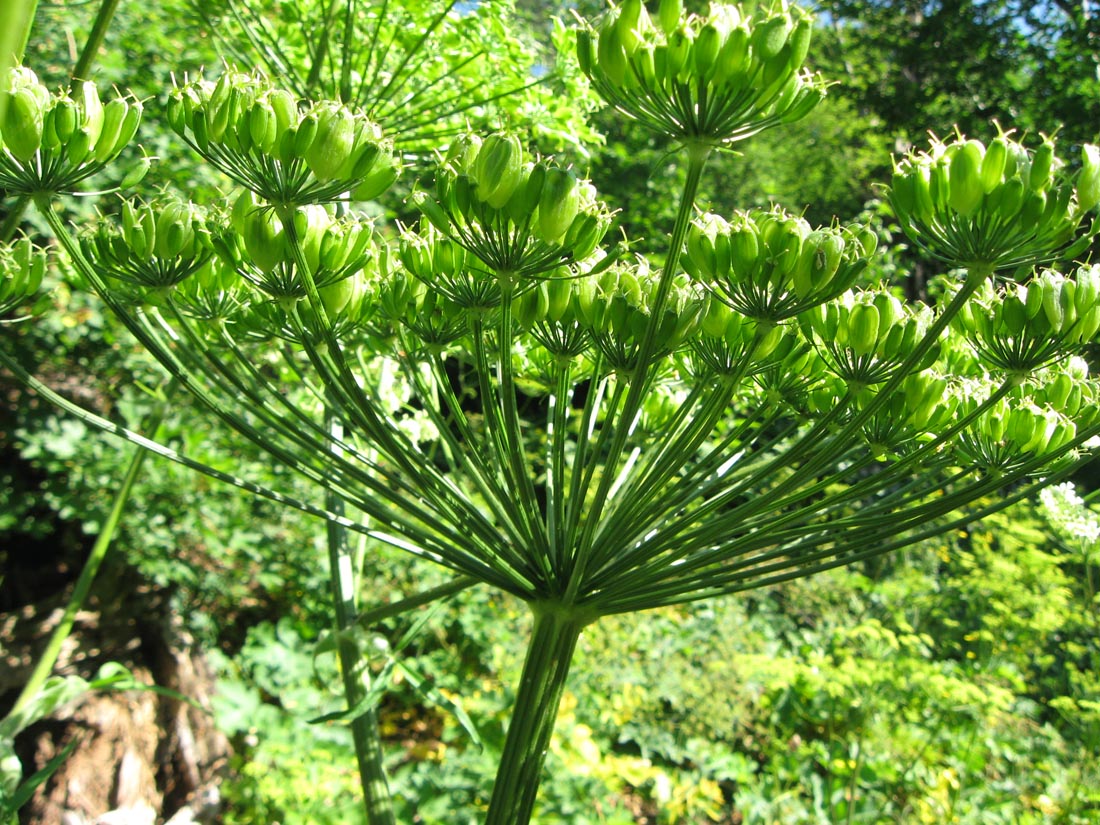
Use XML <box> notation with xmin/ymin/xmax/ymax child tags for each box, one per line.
<box><xmin>1039</xmin><ymin>481</ymin><xmax>1100</xmax><ymax>549</ymax></box>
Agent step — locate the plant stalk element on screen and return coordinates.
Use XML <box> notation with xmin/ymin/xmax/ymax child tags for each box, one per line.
<box><xmin>71</xmin><ymin>0</ymin><xmax>121</xmax><ymax>84</ymax></box>
<box><xmin>10</xmin><ymin>385</ymin><xmax>169</xmax><ymax>716</ymax></box>
<box><xmin>484</xmin><ymin>601</ymin><xmax>595</xmax><ymax>825</ymax></box>
<box><xmin>324</xmin><ymin>405</ymin><xmax>395</xmax><ymax>825</ymax></box>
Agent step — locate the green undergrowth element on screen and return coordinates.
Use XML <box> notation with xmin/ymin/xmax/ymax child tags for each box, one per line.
<box><xmin>201</xmin><ymin>507</ymin><xmax>1099</xmax><ymax>824</ymax></box>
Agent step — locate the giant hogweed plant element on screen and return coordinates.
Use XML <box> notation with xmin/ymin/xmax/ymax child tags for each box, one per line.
<box><xmin>187</xmin><ymin>0</ymin><xmax>599</xmax><ymax>155</ymax></box>
<box><xmin>4</xmin><ymin>0</ymin><xmax>1100</xmax><ymax>821</ymax></box>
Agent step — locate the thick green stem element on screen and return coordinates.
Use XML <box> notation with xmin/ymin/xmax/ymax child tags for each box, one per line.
<box><xmin>71</xmin><ymin>0</ymin><xmax>121</xmax><ymax>84</ymax></box>
<box><xmin>324</xmin><ymin>406</ymin><xmax>395</xmax><ymax>825</ymax></box>
<box><xmin>10</xmin><ymin>385</ymin><xmax>169</xmax><ymax>716</ymax></box>
<box><xmin>0</xmin><ymin>0</ymin><xmax>37</xmax><ymax>71</ymax></box>
<box><xmin>484</xmin><ymin>602</ymin><xmax>595</xmax><ymax>825</ymax></box>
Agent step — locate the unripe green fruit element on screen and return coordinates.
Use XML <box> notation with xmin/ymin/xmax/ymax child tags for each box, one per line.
<box><xmin>597</xmin><ymin>20</ymin><xmax>629</xmax><ymax>87</ymax></box>
<box><xmin>268</xmin><ymin>89</ymin><xmax>298</xmax><ymax>137</ymax></box>
<box><xmin>66</xmin><ymin>127</ymin><xmax>93</xmax><ymax>166</ymax></box>
<box><xmin>538</xmin><ymin>168</ymin><xmax>580</xmax><ymax>243</ymax></box>
<box><xmin>693</xmin><ymin>23</ymin><xmax>724</xmax><ymax>79</ymax></box>
<box><xmin>665</xmin><ymin>26</ymin><xmax>693</xmax><ymax>81</ymax></box>
<box><xmin>1078</xmin><ymin>144</ymin><xmax>1100</xmax><ymax>212</ymax></box>
<box><xmin>305</xmin><ymin>105</ymin><xmax>356</xmax><ymax>181</ymax></box>
<box><xmin>52</xmin><ymin>98</ymin><xmax>80</xmax><ymax>146</ymax></box>
<box><xmin>658</xmin><ymin>0</ymin><xmax>682</xmax><ymax>34</ymax></box>
<box><xmin>350</xmin><ymin>151</ymin><xmax>399</xmax><ymax>201</ymax></box>
<box><xmin>76</xmin><ymin>81</ymin><xmax>104</xmax><ymax>146</ymax></box>
<box><xmin>512</xmin><ymin>282</ymin><xmax>548</xmax><ymax>329</ymax></box>
<box><xmin>1001</xmin><ymin>292</ymin><xmax>1028</xmax><ymax>336</ymax></box>
<box><xmin>241</xmin><ymin>207</ymin><xmax>286</xmax><ymax>274</ymax></box>
<box><xmin>474</xmin><ymin>133</ymin><xmax>524</xmax><ymax>210</ymax></box>
<box><xmin>249</xmin><ymin>101</ymin><xmax>277</xmax><ymax>153</ymax></box>
<box><xmin>616</xmin><ymin>0</ymin><xmax>651</xmax><ymax>54</ymax></box>
<box><xmin>753</xmin><ymin>14</ymin><xmax>791</xmax><ymax>61</ymax></box>
<box><xmin>847</xmin><ymin>302</ymin><xmax>880</xmax><ymax>357</ymax></box>
<box><xmin>948</xmin><ymin>140</ymin><xmax>984</xmax><ymax>217</ymax></box>
<box><xmin>996</xmin><ymin>176</ymin><xmax>1026</xmax><ymax>220</ymax></box>
<box><xmin>293</xmin><ymin>112</ymin><xmax>319</xmax><ymax>158</ymax></box>
<box><xmin>788</xmin><ymin>15</ymin><xmax>813</xmax><ymax>66</ymax></box>
<box><xmin>716</xmin><ymin>26</ymin><xmax>751</xmax><ymax>78</ymax></box>
<box><xmin>1030</xmin><ymin>137</ymin><xmax>1055</xmax><ymax>191</ymax></box>
<box><xmin>94</xmin><ymin>98</ymin><xmax>128</xmax><ymax>162</ymax></box>
<box><xmin>981</xmin><ymin>137</ymin><xmax>1008</xmax><ymax>193</ymax></box>
<box><xmin>2</xmin><ymin>87</ymin><xmax>43</xmax><ymax>162</ymax></box>
<box><xmin>318</xmin><ymin>271</ymin><xmax>361</xmax><ymax>316</ymax></box>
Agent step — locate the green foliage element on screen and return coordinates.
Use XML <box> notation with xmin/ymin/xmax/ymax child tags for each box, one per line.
<box><xmin>201</xmin><ymin>498</ymin><xmax>1100</xmax><ymax>823</ymax></box>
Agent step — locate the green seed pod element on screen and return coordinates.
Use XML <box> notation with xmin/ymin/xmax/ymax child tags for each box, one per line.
<box><xmin>293</xmin><ymin>111</ymin><xmax>319</xmax><ymax>159</ymax></box>
<box><xmin>1059</xmin><ymin>277</ymin><xmax>1077</xmax><ymax>329</ymax></box>
<box><xmin>1041</xmin><ymin>276</ymin><xmax>1066</xmax><ymax>332</ymax></box>
<box><xmin>65</xmin><ymin>127</ymin><xmax>93</xmax><ymax>167</ymax></box>
<box><xmin>652</xmin><ymin>0</ymin><xmax>679</xmax><ymax>35</ymax></box>
<box><xmin>693</xmin><ymin>22</ymin><xmax>725</xmax><ymax>79</ymax></box>
<box><xmin>248</xmin><ymin>101</ymin><xmax>277</xmax><ymax>154</ymax></box>
<box><xmin>206</xmin><ymin>88</ymin><xmax>236</xmax><ymax>144</ymax></box>
<box><xmin>505</xmin><ymin>162</ymin><xmax>542</xmax><ymax>225</ymax></box>
<box><xmin>1020</xmin><ymin>189</ymin><xmax>1047</xmax><ymax>227</ymax></box>
<box><xmin>305</xmin><ymin>104</ymin><xmax>356</xmax><ymax>182</ymax></box>
<box><xmin>1078</xmin><ymin>144</ymin><xmax>1100</xmax><ymax>213</ymax></box>
<box><xmin>241</xmin><ymin>206</ymin><xmax>287</xmax><ymax>274</ymax></box>
<box><xmin>546</xmin><ymin>275</ymin><xmax>574</xmax><ymax>324</ymax></box>
<box><xmin>872</xmin><ymin>291</ymin><xmax>903</xmax><ymax>335</ymax></box>
<box><xmin>344</xmin><ymin>139</ymin><xmax>381</xmax><ymax>182</ymax></box>
<box><xmin>1001</xmin><ymin>292</ymin><xmax>1028</xmax><ymax>336</ymax></box>
<box><xmin>597</xmin><ymin>20</ymin><xmax>629</xmax><ymax>87</ymax></box>
<box><xmin>52</xmin><ymin>97</ymin><xmax>80</xmax><ymax>146</ymax></box>
<box><xmin>665</xmin><ymin>25</ymin><xmax>693</xmax><ymax>81</ymax></box>
<box><xmin>512</xmin><ymin>282</ymin><xmax>548</xmax><ymax>329</ymax></box>
<box><xmin>847</xmin><ymin>301</ymin><xmax>880</xmax><ymax>357</ymax></box>
<box><xmin>889</xmin><ymin>166</ymin><xmax>918</xmax><ymax>222</ymax></box>
<box><xmin>318</xmin><ymin>271</ymin><xmax>361</xmax><ymax>317</ymax></box>
<box><xmin>995</xmin><ymin>176</ymin><xmax>1026</xmax><ymax>221</ymax></box>
<box><xmin>686</xmin><ymin>221</ymin><xmax>718</xmax><ymax>282</ymax></box>
<box><xmin>538</xmin><ymin>167</ymin><xmax>580</xmax><ymax>243</ymax></box>
<box><xmin>474</xmin><ymin>133</ymin><xmax>524</xmax><ymax>210</ymax></box>
<box><xmin>155</xmin><ymin>201</ymin><xmax>196</xmax><ymax>260</ymax></box>
<box><xmin>788</xmin><ymin>13</ymin><xmax>813</xmax><ymax>67</ymax></box>
<box><xmin>445</xmin><ymin>133</ymin><xmax>482</xmax><ymax>174</ymax></box>
<box><xmin>716</xmin><ymin>25</ymin><xmax>751</xmax><ymax>79</ymax></box>
<box><xmin>0</xmin><ymin>238</ymin><xmax>46</xmax><ymax>317</ymax></box>
<box><xmin>948</xmin><ymin>140</ymin><xmax>984</xmax><ymax>217</ymax></box>
<box><xmin>76</xmin><ymin>81</ymin><xmax>104</xmax><ymax>146</ymax></box>
<box><xmin>728</xmin><ymin>221</ymin><xmax>760</xmax><ymax>274</ymax></box>
<box><xmin>576</xmin><ymin>28</ymin><xmax>596</xmax><ymax>76</ymax></box>
<box><xmin>699</xmin><ymin>293</ymin><xmax>733</xmax><ymax>338</ymax></box>
<box><xmin>2</xmin><ymin>87</ymin><xmax>43</xmax><ymax>162</ymax></box>
<box><xmin>981</xmin><ymin>136</ymin><xmax>1008</xmax><ymax>193</ymax></box>
<box><xmin>1072</xmin><ymin>264</ymin><xmax>1100</xmax><ymax>319</ymax></box>
<box><xmin>114</xmin><ymin>97</ymin><xmax>142</xmax><ymax>155</ymax></box>
<box><xmin>1022</xmin><ymin>278</ymin><xmax>1045</xmax><ymax>321</ymax></box>
<box><xmin>1030</xmin><ymin>136</ymin><xmax>1055</xmax><ymax>192</ymax></box>
<box><xmin>93</xmin><ymin>98</ymin><xmax>127</xmax><ymax>162</ymax></box>
<box><xmin>350</xmin><ymin>151</ymin><xmax>399</xmax><ymax>201</ymax></box>
<box><xmin>291</xmin><ymin>205</ymin><xmax>325</xmax><ymax>273</ymax></box>
<box><xmin>615</xmin><ymin>0</ymin><xmax>652</xmax><ymax>54</ymax></box>
<box><xmin>753</xmin><ymin>13</ymin><xmax>792</xmax><ymax>61</ymax></box>
<box><xmin>564</xmin><ymin>213</ymin><xmax>605</xmax><ymax>261</ymax></box>
<box><xmin>267</xmin><ymin>89</ymin><xmax>298</xmax><ymax>137</ymax></box>
<box><xmin>122</xmin><ymin>205</ymin><xmax>153</xmax><ymax>262</ymax></box>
